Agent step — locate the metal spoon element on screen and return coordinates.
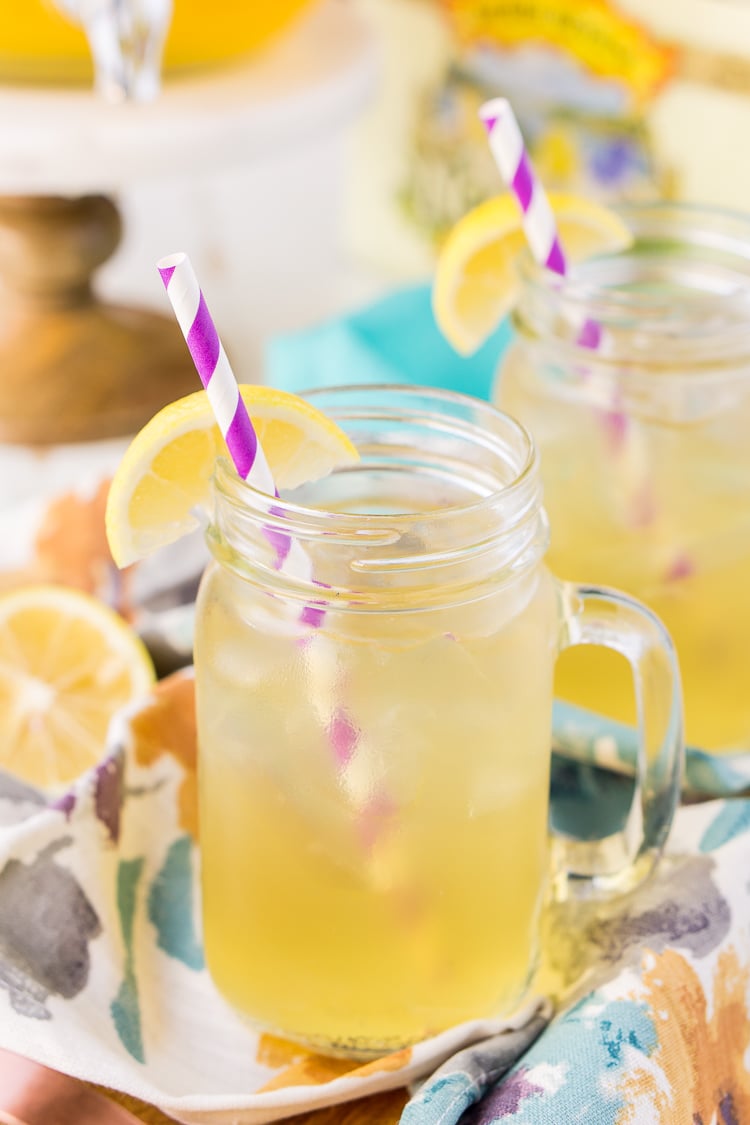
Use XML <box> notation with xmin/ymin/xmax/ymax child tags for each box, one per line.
<box><xmin>50</xmin><ymin>0</ymin><xmax>173</xmax><ymax>101</ymax></box>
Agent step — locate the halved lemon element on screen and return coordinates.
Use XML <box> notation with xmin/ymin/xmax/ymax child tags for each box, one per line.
<box><xmin>105</xmin><ymin>384</ymin><xmax>360</xmax><ymax>569</ymax></box>
<box><xmin>0</xmin><ymin>585</ymin><xmax>155</xmax><ymax>790</ymax></box>
<box><xmin>433</xmin><ymin>192</ymin><xmax>633</xmax><ymax>355</ymax></box>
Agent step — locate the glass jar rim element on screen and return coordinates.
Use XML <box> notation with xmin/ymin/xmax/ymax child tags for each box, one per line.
<box><xmin>214</xmin><ymin>383</ymin><xmax>540</xmax><ymax>533</ymax></box>
<box><xmin>513</xmin><ymin>200</ymin><xmax>750</xmax><ymax>376</ymax></box>
<box><xmin>207</xmin><ymin>385</ymin><xmax>548</xmax><ymax>605</ymax></box>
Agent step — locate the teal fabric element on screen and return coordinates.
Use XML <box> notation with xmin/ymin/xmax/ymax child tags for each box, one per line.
<box><xmin>266</xmin><ymin>283</ymin><xmax>512</xmax><ymax>401</ymax></box>
<box><xmin>553</xmin><ymin>701</ymin><xmax>750</xmax><ymax>799</ymax></box>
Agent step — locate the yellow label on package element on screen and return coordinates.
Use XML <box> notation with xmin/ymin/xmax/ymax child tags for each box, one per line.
<box><xmin>447</xmin><ymin>0</ymin><xmax>674</xmax><ymax>105</ymax></box>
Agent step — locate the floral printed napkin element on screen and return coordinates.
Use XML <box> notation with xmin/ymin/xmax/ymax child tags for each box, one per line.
<box><xmin>404</xmin><ymin>791</ymin><xmax>750</xmax><ymax>1124</ymax></box>
<box><xmin>0</xmin><ymin>671</ymin><xmax>547</xmax><ymax>1124</ymax></box>
<box><xmin>0</xmin><ymin>670</ymin><xmax>749</xmax><ymax>1124</ymax></box>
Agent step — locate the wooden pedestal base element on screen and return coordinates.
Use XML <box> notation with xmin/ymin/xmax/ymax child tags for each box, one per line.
<box><xmin>0</xmin><ymin>194</ymin><xmax>197</xmax><ymax>445</ymax></box>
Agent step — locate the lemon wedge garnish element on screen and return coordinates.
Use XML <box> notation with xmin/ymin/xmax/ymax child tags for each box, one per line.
<box><xmin>433</xmin><ymin>192</ymin><xmax>633</xmax><ymax>355</ymax></box>
<box><xmin>105</xmin><ymin>385</ymin><xmax>359</xmax><ymax>568</ymax></box>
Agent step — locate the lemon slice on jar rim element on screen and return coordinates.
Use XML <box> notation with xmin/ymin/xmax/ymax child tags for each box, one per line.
<box><xmin>433</xmin><ymin>192</ymin><xmax>633</xmax><ymax>356</ymax></box>
<box><xmin>105</xmin><ymin>384</ymin><xmax>360</xmax><ymax>569</ymax></box>
<box><xmin>0</xmin><ymin>390</ymin><xmax>358</xmax><ymax>789</ymax></box>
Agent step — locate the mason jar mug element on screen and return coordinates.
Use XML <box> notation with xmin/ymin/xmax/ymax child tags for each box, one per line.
<box><xmin>194</xmin><ymin>385</ymin><xmax>683</xmax><ymax>1057</ymax></box>
<box><xmin>498</xmin><ymin>203</ymin><xmax>750</xmax><ymax>755</ymax></box>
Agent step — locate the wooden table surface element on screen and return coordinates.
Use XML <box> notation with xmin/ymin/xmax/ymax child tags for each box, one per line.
<box><xmin>102</xmin><ymin>1085</ymin><xmax>409</xmax><ymax>1124</ymax></box>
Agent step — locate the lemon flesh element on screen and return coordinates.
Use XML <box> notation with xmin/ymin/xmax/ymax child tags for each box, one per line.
<box><xmin>433</xmin><ymin>192</ymin><xmax>633</xmax><ymax>355</ymax></box>
<box><xmin>105</xmin><ymin>384</ymin><xmax>360</xmax><ymax>569</ymax></box>
<box><xmin>0</xmin><ymin>585</ymin><xmax>155</xmax><ymax>789</ymax></box>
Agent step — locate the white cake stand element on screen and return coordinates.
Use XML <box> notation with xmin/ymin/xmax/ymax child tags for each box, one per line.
<box><xmin>0</xmin><ymin>1</ymin><xmax>377</xmax><ymax>444</ymax></box>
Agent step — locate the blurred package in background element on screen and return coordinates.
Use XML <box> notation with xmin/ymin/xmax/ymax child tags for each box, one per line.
<box><xmin>346</xmin><ymin>0</ymin><xmax>750</xmax><ymax>278</ymax></box>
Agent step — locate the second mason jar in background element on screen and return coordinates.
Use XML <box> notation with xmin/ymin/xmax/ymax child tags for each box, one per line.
<box><xmin>497</xmin><ymin>203</ymin><xmax>750</xmax><ymax>755</ymax></box>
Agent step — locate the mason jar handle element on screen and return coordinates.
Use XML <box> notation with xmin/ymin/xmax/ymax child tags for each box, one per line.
<box><xmin>553</xmin><ymin>582</ymin><xmax>684</xmax><ymax>900</ymax></box>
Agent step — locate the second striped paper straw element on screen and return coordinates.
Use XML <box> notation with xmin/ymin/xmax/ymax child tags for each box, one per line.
<box><xmin>479</xmin><ymin>99</ymin><xmax>652</xmax><ymax>520</ymax></box>
<box><xmin>479</xmin><ymin>97</ymin><xmax>602</xmax><ymax>350</ymax></box>
<box><xmin>479</xmin><ymin>97</ymin><xmax>567</xmax><ymax>276</ymax></box>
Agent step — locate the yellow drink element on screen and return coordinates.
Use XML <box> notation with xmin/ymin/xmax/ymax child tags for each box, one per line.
<box><xmin>498</xmin><ymin>203</ymin><xmax>750</xmax><ymax>754</ymax></box>
<box><xmin>0</xmin><ymin>0</ymin><xmax>316</xmax><ymax>84</ymax></box>
<box><xmin>197</xmin><ymin>564</ymin><xmax>556</xmax><ymax>1051</ymax></box>
<box><xmin>193</xmin><ymin>386</ymin><xmax>683</xmax><ymax>1055</ymax></box>
<box><xmin>499</xmin><ymin>386</ymin><xmax>750</xmax><ymax>749</ymax></box>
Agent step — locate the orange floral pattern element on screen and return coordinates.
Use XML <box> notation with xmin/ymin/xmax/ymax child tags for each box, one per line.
<box><xmin>619</xmin><ymin>946</ymin><xmax>750</xmax><ymax>1124</ymax></box>
<box><xmin>1</xmin><ymin>480</ymin><xmax>135</xmax><ymax>614</ymax></box>
<box><xmin>256</xmin><ymin>1033</ymin><xmax>413</xmax><ymax>1093</ymax></box>
<box><xmin>129</xmin><ymin>672</ymin><xmax>197</xmax><ymax>838</ymax></box>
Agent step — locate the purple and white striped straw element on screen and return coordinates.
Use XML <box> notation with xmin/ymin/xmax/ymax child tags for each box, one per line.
<box><xmin>479</xmin><ymin>97</ymin><xmax>601</xmax><ymax>349</ymax></box>
<box><xmin>157</xmin><ymin>252</ymin><xmax>273</xmax><ymax>488</ymax></box>
<box><xmin>157</xmin><ymin>255</ymin><xmax>374</xmax><ymax>788</ymax></box>
<box><xmin>157</xmin><ymin>252</ymin><xmax>318</xmax><ymax>593</ymax></box>
<box><xmin>479</xmin><ymin>98</ymin><xmax>567</xmax><ymax>276</ymax></box>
